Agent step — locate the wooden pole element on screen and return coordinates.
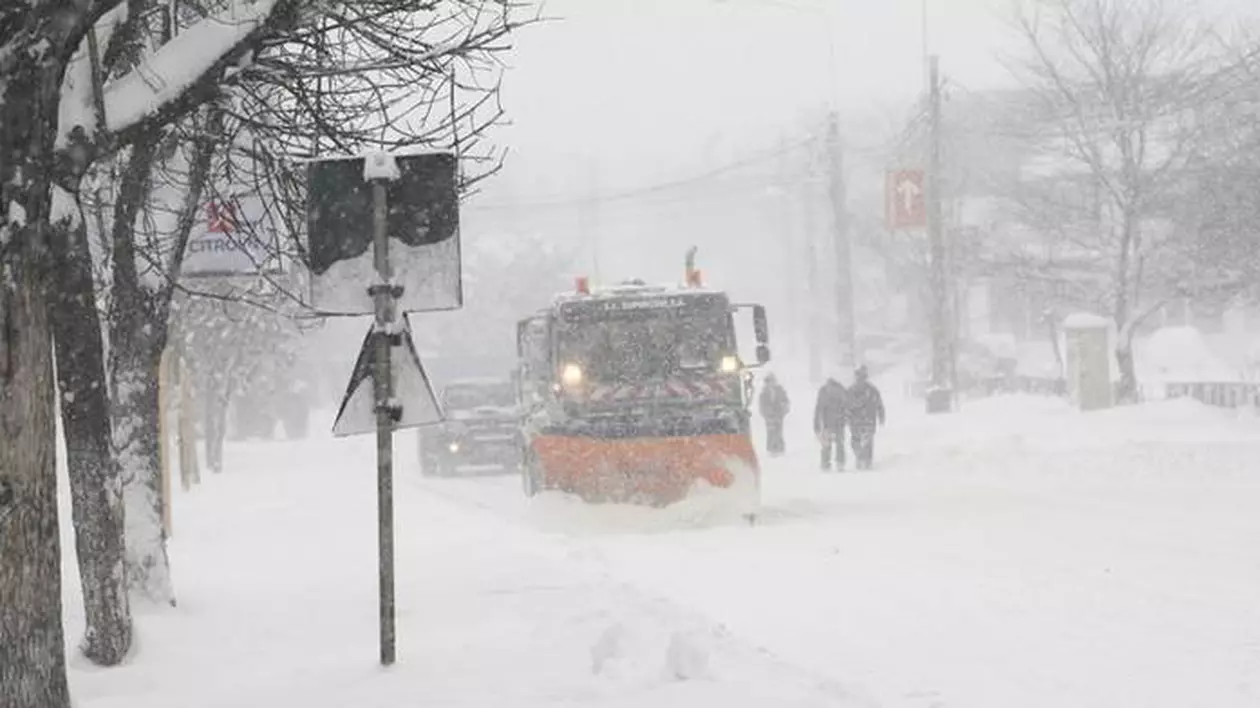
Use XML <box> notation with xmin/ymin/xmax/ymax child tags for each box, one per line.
<box><xmin>158</xmin><ymin>347</ymin><xmax>173</xmax><ymax>537</ymax></box>
<box><xmin>176</xmin><ymin>349</ymin><xmax>200</xmax><ymax>490</ymax></box>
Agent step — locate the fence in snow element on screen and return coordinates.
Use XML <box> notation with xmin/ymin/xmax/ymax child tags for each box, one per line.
<box><xmin>1162</xmin><ymin>382</ymin><xmax>1260</xmax><ymax>409</ymax></box>
<box><xmin>905</xmin><ymin>376</ymin><xmax>1260</xmax><ymax>410</ymax></box>
<box><xmin>903</xmin><ymin>375</ymin><xmax>1065</xmax><ymax>401</ymax></box>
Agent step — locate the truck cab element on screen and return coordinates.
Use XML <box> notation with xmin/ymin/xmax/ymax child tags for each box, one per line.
<box><xmin>514</xmin><ymin>273</ymin><xmax>770</xmax><ymax>506</ymax></box>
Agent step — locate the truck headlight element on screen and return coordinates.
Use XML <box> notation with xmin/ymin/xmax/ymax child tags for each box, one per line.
<box><xmin>448</xmin><ymin>441</ymin><xmax>460</xmax><ymax>454</ymax></box>
<box><xmin>561</xmin><ymin>363</ymin><xmax>584</xmax><ymax>386</ymax></box>
<box><xmin>720</xmin><ymin>355</ymin><xmax>740</xmax><ymax>373</ymax></box>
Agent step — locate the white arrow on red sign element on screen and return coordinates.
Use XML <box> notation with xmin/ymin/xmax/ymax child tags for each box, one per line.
<box><xmin>886</xmin><ymin>169</ymin><xmax>927</xmax><ymax>230</ymax></box>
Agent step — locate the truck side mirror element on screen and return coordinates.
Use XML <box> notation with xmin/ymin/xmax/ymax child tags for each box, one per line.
<box><xmin>733</xmin><ymin>303</ymin><xmax>771</xmax><ymax>368</ymax></box>
<box><xmin>753</xmin><ymin>305</ymin><xmax>769</xmax><ymax>345</ymax></box>
<box><xmin>515</xmin><ymin>320</ymin><xmax>527</xmax><ymax>357</ymax></box>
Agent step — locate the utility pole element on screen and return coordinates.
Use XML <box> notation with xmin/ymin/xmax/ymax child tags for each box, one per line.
<box><xmin>801</xmin><ymin>144</ymin><xmax>823</xmax><ymax>384</ymax></box>
<box><xmin>926</xmin><ymin>55</ymin><xmax>953</xmax><ymax>413</ymax></box>
<box><xmin>826</xmin><ymin>112</ymin><xmax>856</xmax><ymax>367</ymax></box>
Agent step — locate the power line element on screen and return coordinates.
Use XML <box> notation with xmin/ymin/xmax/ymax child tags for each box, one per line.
<box><xmin>465</xmin><ymin>132</ymin><xmax>823</xmax><ymax>212</ymax></box>
<box><xmin>469</xmin><ymin>173</ymin><xmax>826</xmax><ymax>215</ymax></box>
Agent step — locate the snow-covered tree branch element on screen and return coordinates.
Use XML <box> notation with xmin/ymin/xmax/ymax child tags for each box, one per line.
<box><xmin>3</xmin><ymin>1</ymin><xmax>529</xmax><ymax>701</ymax></box>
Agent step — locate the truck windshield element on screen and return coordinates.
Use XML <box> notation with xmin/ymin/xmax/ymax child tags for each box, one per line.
<box><xmin>444</xmin><ymin>383</ymin><xmax>515</xmax><ymax>410</ymax></box>
<box><xmin>557</xmin><ymin>309</ymin><xmax>732</xmax><ymax>383</ymax></box>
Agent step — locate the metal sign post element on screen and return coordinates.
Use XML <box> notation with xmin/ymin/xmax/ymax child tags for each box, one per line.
<box><xmin>368</xmin><ymin>159</ymin><xmax>403</xmax><ymax>667</ymax></box>
<box><xmin>310</xmin><ymin>151</ymin><xmax>460</xmax><ymax>667</ymax></box>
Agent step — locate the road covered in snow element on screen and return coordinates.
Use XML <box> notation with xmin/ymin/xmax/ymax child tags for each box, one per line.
<box><xmin>64</xmin><ymin>393</ymin><xmax>1260</xmax><ymax>707</ymax></box>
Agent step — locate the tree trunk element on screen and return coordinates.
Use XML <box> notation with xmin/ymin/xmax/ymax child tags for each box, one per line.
<box><xmin>1111</xmin><ymin>201</ymin><xmax>1139</xmax><ymax>404</ymax></box>
<box><xmin>0</xmin><ymin>249</ymin><xmax>71</xmax><ymax>708</ymax></box>
<box><xmin>104</xmin><ymin>134</ymin><xmax>178</xmax><ymax>606</ymax></box>
<box><xmin>1115</xmin><ymin>342</ymin><xmax>1137</xmax><ymax>403</ymax></box>
<box><xmin>204</xmin><ymin>374</ymin><xmax>230</xmax><ymax>474</ymax></box>
<box><xmin>48</xmin><ymin>209</ymin><xmax>133</xmax><ymax>665</ymax></box>
<box><xmin>110</xmin><ymin>295</ymin><xmax>176</xmax><ymax>607</ymax></box>
<box><xmin>1043</xmin><ymin>309</ymin><xmax>1065</xmax><ymax>379</ymax></box>
<box><xmin>1113</xmin><ymin>294</ymin><xmax>1139</xmax><ymax>405</ymax></box>
<box><xmin>0</xmin><ymin>8</ymin><xmax>93</xmax><ymax>704</ymax></box>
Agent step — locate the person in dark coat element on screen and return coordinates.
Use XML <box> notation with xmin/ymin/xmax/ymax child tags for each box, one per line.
<box><xmin>846</xmin><ymin>365</ymin><xmax>886</xmax><ymax>470</ymax></box>
<box><xmin>813</xmin><ymin>374</ymin><xmax>848</xmax><ymax>471</ymax></box>
<box><xmin>758</xmin><ymin>373</ymin><xmax>791</xmax><ymax>456</ymax></box>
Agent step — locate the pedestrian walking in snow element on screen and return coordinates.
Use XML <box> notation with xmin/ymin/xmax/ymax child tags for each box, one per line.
<box><xmin>846</xmin><ymin>365</ymin><xmax>886</xmax><ymax>470</ymax></box>
<box><xmin>813</xmin><ymin>373</ymin><xmax>848</xmax><ymax>471</ymax></box>
<box><xmin>758</xmin><ymin>373</ymin><xmax>791</xmax><ymax>456</ymax></box>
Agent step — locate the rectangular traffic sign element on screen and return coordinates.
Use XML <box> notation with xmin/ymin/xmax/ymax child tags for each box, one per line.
<box><xmin>886</xmin><ymin>169</ymin><xmax>927</xmax><ymax>230</ymax></box>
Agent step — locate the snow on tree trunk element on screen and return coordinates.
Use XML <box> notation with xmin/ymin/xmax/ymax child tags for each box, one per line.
<box><xmin>0</xmin><ymin>249</ymin><xmax>72</xmax><ymax>708</ymax></box>
<box><xmin>1114</xmin><ymin>320</ymin><xmax>1140</xmax><ymax>404</ymax></box>
<box><xmin>110</xmin><ymin>310</ymin><xmax>175</xmax><ymax>607</ymax></box>
<box><xmin>0</xmin><ymin>5</ymin><xmax>88</xmax><ymax>703</ymax></box>
<box><xmin>48</xmin><ymin>199</ymin><xmax>133</xmax><ymax>665</ymax></box>
<box><xmin>1113</xmin><ymin>216</ymin><xmax>1140</xmax><ymax>405</ymax></box>
<box><xmin>1115</xmin><ymin>343</ymin><xmax>1138</xmax><ymax>403</ymax></box>
<box><xmin>103</xmin><ymin>133</ymin><xmax>177</xmax><ymax>607</ymax></box>
<box><xmin>204</xmin><ymin>371</ymin><xmax>232</xmax><ymax>474</ymax></box>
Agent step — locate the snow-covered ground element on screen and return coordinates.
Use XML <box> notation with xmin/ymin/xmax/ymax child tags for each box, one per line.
<box><xmin>61</xmin><ymin>390</ymin><xmax>1260</xmax><ymax>707</ymax></box>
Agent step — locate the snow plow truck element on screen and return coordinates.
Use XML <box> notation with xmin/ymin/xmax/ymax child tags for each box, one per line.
<box><xmin>514</xmin><ymin>266</ymin><xmax>771</xmax><ymax>508</ymax></box>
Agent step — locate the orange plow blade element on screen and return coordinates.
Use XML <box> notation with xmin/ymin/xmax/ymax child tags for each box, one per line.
<box><xmin>532</xmin><ymin>433</ymin><xmax>759</xmax><ymax>506</ymax></box>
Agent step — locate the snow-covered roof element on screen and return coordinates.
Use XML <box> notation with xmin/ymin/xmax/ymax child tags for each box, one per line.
<box><xmin>1063</xmin><ymin>312</ymin><xmax>1110</xmax><ymax>329</ymax></box>
<box><xmin>551</xmin><ymin>280</ymin><xmax>723</xmax><ymax>306</ymax></box>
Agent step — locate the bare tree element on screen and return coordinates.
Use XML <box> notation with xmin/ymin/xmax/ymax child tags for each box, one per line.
<box><xmin>1</xmin><ymin>3</ymin><xmax>121</xmax><ymax>702</ymax></box>
<box><xmin>4</xmin><ymin>2</ymin><xmax>525</xmax><ymax>698</ymax></box>
<box><xmin>73</xmin><ymin>0</ymin><xmax>522</xmax><ymax>609</ymax></box>
<box><xmin>1003</xmin><ymin>0</ymin><xmax>1233</xmax><ymax>401</ymax></box>
<box><xmin>1171</xmin><ymin>43</ymin><xmax>1260</xmax><ymax>300</ymax></box>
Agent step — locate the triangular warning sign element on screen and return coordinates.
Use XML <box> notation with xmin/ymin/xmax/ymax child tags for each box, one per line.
<box><xmin>332</xmin><ymin>318</ymin><xmax>443</xmax><ymax>438</ymax></box>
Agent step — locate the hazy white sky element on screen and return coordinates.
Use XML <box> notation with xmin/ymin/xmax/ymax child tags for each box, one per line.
<box><xmin>457</xmin><ymin>0</ymin><xmax>1259</xmax><ymax>311</ymax></box>
<box><xmin>487</xmin><ymin>0</ymin><xmax>1026</xmax><ymax>199</ymax></box>
<box><xmin>481</xmin><ymin>0</ymin><xmax>1257</xmax><ymax>201</ymax></box>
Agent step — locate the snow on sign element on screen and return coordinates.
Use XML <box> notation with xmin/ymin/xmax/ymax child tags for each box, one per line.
<box><xmin>885</xmin><ymin>169</ymin><xmax>927</xmax><ymax>230</ymax></box>
<box><xmin>306</xmin><ymin>153</ymin><xmax>462</xmax><ymax>314</ymax></box>
<box><xmin>182</xmin><ymin>193</ymin><xmax>282</xmax><ymax>277</ymax></box>
<box><xmin>332</xmin><ymin>318</ymin><xmax>443</xmax><ymax>437</ymax></box>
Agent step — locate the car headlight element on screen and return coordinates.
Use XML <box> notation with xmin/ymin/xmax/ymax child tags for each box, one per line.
<box><xmin>561</xmin><ymin>363</ymin><xmax>584</xmax><ymax>386</ymax></box>
<box><xmin>448</xmin><ymin>441</ymin><xmax>460</xmax><ymax>454</ymax></box>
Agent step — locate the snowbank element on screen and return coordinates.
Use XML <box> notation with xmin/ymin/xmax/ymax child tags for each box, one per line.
<box><xmin>1014</xmin><ymin>340</ymin><xmax>1061</xmax><ymax>378</ymax></box>
<box><xmin>60</xmin><ymin>432</ymin><xmax>852</xmax><ymax>708</ymax></box>
<box><xmin>875</xmin><ymin>393</ymin><xmax>1260</xmax><ymax>461</ymax></box>
<box><xmin>975</xmin><ymin>332</ymin><xmax>1018</xmax><ymax>360</ymax></box>
<box><xmin>593</xmin><ymin>393</ymin><xmax>1260</xmax><ymax>708</ymax></box>
<box><xmin>1138</xmin><ymin>326</ymin><xmax>1238</xmax><ymax>384</ymax></box>
<box><xmin>56</xmin><ymin>356</ymin><xmax>1260</xmax><ymax>708</ymax></box>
